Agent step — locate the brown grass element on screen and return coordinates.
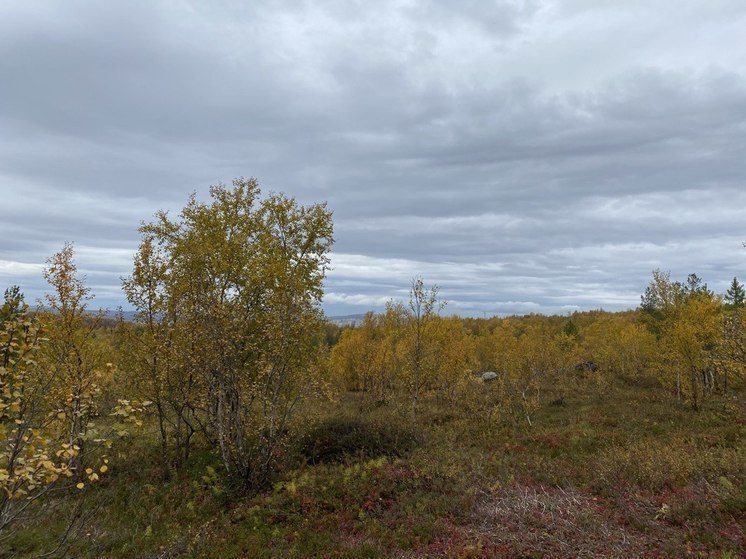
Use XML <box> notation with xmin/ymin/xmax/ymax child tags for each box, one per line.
<box><xmin>473</xmin><ymin>483</ymin><xmax>669</xmax><ymax>558</ymax></box>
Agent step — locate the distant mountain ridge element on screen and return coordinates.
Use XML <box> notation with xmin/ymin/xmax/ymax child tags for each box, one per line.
<box><xmin>98</xmin><ymin>309</ymin><xmax>135</xmax><ymax>320</ymax></box>
<box><xmin>97</xmin><ymin>309</ymin><xmax>365</xmax><ymax>326</ymax></box>
<box><xmin>326</xmin><ymin>313</ymin><xmax>366</xmax><ymax>326</ymax></box>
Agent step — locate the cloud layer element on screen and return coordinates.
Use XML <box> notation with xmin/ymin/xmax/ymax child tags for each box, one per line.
<box><xmin>1</xmin><ymin>0</ymin><xmax>745</xmax><ymax>315</ymax></box>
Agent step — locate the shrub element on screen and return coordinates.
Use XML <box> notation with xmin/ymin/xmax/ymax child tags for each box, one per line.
<box><xmin>593</xmin><ymin>438</ymin><xmax>744</xmax><ymax>493</ymax></box>
<box><xmin>298</xmin><ymin>419</ymin><xmax>418</xmax><ymax>464</ymax></box>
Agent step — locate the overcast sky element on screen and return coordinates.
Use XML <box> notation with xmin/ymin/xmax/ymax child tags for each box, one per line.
<box><xmin>1</xmin><ymin>0</ymin><xmax>745</xmax><ymax>316</ymax></box>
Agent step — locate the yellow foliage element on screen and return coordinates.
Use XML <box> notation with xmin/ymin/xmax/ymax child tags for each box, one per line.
<box><xmin>1</xmin><ymin>254</ymin><xmax>116</xmax><ymax>536</ymax></box>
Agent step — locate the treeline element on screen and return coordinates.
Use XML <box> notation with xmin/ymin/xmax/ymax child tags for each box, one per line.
<box><xmin>329</xmin><ymin>271</ymin><xmax>746</xmax><ymax>425</ymax></box>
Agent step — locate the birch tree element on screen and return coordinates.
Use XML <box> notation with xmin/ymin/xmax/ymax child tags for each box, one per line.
<box><xmin>123</xmin><ymin>178</ymin><xmax>333</xmax><ymax>486</ymax></box>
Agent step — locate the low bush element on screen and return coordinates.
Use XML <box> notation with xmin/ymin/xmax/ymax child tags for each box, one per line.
<box><xmin>298</xmin><ymin>419</ymin><xmax>419</xmax><ymax>464</ymax></box>
<box><xmin>593</xmin><ymin>438</ymin><xmax>744</xmax><ymax>493</ymax></box>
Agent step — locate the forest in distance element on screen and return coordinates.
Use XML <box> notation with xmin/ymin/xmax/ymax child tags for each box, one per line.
<box><xmin>1</xmin><ymin>179</ymin><xmax>744</xmax><ymax>558</ymax></box>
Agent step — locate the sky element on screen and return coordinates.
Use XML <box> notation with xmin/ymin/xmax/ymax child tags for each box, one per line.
<box><xmin>1</xmin><ymin>0</ymin><xmax>745</xmax><ymax>317</ymax></box>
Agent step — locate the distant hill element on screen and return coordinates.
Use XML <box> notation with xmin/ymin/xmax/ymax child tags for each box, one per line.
<box><xmin>97</xmin><ymin>309</ymin><xmax>138</xmax><ymax>321</ymax></box>
<box><xmin>99</xmin><ymin>310</ymin><xmax>366</xmax><ymax>326</ymax></box>
<box><xmin>327</xmin><ymin>313</ymin><xmax>366</xmax><ymax>327</ymax></box>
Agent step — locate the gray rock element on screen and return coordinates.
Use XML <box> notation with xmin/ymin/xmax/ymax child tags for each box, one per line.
<box><xmin>574</xmin><ymin>361</ymin><xmax>599</xmax><ymax>373</ymax></box>
<box><xmin>481</xmin><ymin>371</ymin><xmax>498</xmax><ymax>382</ymax></box>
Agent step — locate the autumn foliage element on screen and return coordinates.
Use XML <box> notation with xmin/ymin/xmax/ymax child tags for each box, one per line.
<box><xmin>1</xmin><ymin>181</ymin><xmax>743</xmax><ymax>557</ymax></box>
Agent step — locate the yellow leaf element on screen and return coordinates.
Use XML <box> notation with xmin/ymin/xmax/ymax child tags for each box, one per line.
<box><xmin>99</xmin><ymin>465</ymin><xmax>108</xmax><ymax>473</ymax></box>
<box><xmin>76</xmin><ymin>482</ymin><xmax>85</xmax><ymax>489</ymax></box>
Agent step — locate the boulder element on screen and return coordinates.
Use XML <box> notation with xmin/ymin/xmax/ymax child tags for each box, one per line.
<box><xmin>574</xmin><ymin>361</ymin><xmax>599</xmax><ymax>373</ymax></box>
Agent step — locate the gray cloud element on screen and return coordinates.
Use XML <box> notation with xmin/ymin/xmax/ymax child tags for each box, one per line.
<box><xmin>1</xmin><ymin>0</ymin><xmax>745</xmax><ymax>316</ymax></box>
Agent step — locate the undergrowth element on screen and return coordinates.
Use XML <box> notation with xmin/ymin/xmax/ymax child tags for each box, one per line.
<box><xmin>2</xmin><ymin>379</ymin><xmax>744</xmax><ymax>558</ymax></box>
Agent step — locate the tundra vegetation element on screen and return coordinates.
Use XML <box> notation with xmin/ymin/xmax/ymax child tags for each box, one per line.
<box><xmin>1</xmin><ymin>181</ymin><xmax>744</xmax><ymax>558</ymax></box>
